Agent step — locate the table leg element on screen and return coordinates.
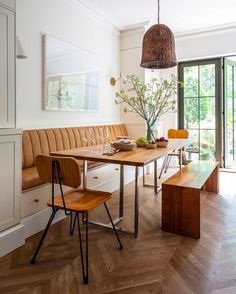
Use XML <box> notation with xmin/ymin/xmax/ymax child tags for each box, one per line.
<box><xmin>154</xmin><ymin>160</ymin><xmax>158</xmax><ymax>195</ymax></box>
<box><xmin>143</xmin><ymin>161</ymin><xmax>161</xmax><ymax>194</ymax></box>
<box><xmin>179</xmin><ymin>149</ymin><xmax>182</xmax><ymax>171</ymax></box>
<box><xmin>134</xmin><ymin>166</ymin><xmax>139</xmax><ymax>238</ymax></box>
<box><xmin>119</xmin><ymin>165</ymin><xmax>124</xmax><ymax>218</ymax></box>
<box><xmin>83</xmin><ymin>160</ymin><xmax>88</xmax><ymax>189</ymax></box>
<box><xmin>142</xmin><ymin>166</ymin><xmax>145</xmax><ymax>186</ymax></box>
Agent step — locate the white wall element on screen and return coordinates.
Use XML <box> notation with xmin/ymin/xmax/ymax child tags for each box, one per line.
<box><xmin>16</xmin><ymin>0</ymin><xmax>121</xmax><ymax>129</ymax></box>
<box><xmin>120</xmin><ymin>27</ymin><xmax>146</xmax><ymax>139</ymax></box>
<box><xmin>147</xmin><ymin>68</ymin><xmax>178</xmax><ymax>138</ymax></box>
<box><xmin>176</xmin><ymin>27</ymin><xmax>236</xmax><ymax>61</ymax></box>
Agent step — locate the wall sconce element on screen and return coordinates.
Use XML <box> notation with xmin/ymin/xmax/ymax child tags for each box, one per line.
<box><xmin>110</xmin><ymin>73</ymin><xmax>122</xmax><ymax>86</ymax></box>
<box><xmin>16</xmin><ymin>36</ymin><xmax>27</xmax><ymax>59</ymax></box>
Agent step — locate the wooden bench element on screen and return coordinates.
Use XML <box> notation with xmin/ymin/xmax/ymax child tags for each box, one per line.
<box><xmin>162</xmin><ymin>160</ymin><xmax>220</xmax><ymax>238</ymax></box>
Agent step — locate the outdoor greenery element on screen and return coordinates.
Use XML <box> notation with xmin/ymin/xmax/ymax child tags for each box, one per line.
<box><xmin>183</xmin><ymin>65</ymin><xmax>216</xmax><ymax>160</ymax></box>
<box><xmin>46</xmin><ymin>72</ymin><xmax>98</xmax><ymax>111</ymax></box>
<box><xmin>115</xmin><ymin>75</ymin><xmax>180</xmax><ymax>141</ymax></box>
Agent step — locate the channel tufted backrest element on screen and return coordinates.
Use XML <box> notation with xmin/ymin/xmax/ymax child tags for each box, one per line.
<box><xmin>22</xmin><ymin>124</ymin><xmax>128</xmax><ymax>169</ymax></box>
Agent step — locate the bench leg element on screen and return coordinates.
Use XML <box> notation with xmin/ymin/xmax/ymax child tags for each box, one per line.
<box><xmin>203</xmin><ymin>164</ymin><xmax>219</xmax><ymax>194</ymax></box>
<box><xmin>162</xmin><ymin>185</ymin><xmax>200</xmax><ymax>238</ymax></box>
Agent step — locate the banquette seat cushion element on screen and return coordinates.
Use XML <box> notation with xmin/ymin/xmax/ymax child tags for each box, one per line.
<box><xmin>22</xmin><ymin>124</ymin><xmax>127</xmax><ymax>191</ymax></box>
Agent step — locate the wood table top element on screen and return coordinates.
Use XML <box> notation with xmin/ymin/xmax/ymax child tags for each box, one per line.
<box><xmin>50</xmin><ymin>139</ymin><xmax>192</xmax><ymax>167</ymax></box>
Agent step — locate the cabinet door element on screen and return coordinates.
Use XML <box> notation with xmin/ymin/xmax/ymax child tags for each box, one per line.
<box><xmin>0</xmin><ymin>6</ymin><xmax>15</xmax><ymax>128</ymax></box>
<box><xmin>0</xmin><ymin>135</ymin><xmax>21</xmax><ymax>231</ymax></box>
<box><xmin>0</xmin><ymin>1</ymin><xmax>15</xmax><ymax>10</ymax></box>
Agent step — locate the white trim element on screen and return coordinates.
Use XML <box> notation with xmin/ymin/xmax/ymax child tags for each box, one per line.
<box><xmin>21</xmin><ymin>208</ymin><xmax>66</xmax><ymax>239</ymax></box>
<box><xmin>121</xmin><ymin>22</ymin><xmax>149</xmax><ymax>34</ymax></box>
<box><xmin>66</xmin><ymin>0</ymin><xmax>236</xmax><ymax>38</ymax></box>
<box><xmin>175</xmin><ymin>22</ymin><xmax>236</xmax><ymax>39</ymax></box>
<box><xmin>66</xmin><ymin>0</ymin><xmax>120</xmax><ymax>34</ymax></box>
<box><xmin>0</xmin><ymin>128</ymin><xmax>22</xmax><ymax>136</ymax></box>
<box><xmin>0</xmin><ymin>224</ymin><xmax>25</xmax><ymax>257</ymax></box>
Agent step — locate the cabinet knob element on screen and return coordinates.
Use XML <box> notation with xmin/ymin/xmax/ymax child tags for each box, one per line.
<box><xmin>93</xmin><ymin>176</ymin><xmax>98</xmax><ymax>179</ymax></box>
<box><xmin>34</xmin><ymin>199</ymin><xmax>40</xmax><ymax>203</ymax></box>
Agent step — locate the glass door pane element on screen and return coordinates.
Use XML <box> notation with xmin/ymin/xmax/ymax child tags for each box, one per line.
<box><xmin>179</xmin><ymin>59</ymin><xmax>221</xmax><ymax>162</ymax></box>
<box><xmin>224</xmin><ymin>57</ymin><xmax>236</xmax><ymax>168</ymax></box>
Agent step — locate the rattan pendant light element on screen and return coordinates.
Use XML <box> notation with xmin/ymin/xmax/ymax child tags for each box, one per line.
<box><xmin>140</xmin><ymin>0</ymin><xmax>177</xmax><ymax>69</ymax></box>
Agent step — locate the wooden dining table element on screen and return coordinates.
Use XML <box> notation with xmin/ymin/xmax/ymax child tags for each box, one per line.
<box><xmin>51</xmin><ymin>139</ymin><xmax>192</xmax><ymax>238</ymax></box>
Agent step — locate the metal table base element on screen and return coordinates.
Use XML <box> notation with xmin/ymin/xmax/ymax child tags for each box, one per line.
<box><xmin>82</xmin><ymin>161</ymin><xmax>140</xmax><ymax>238</ymax></box>
<box><xmin>81</xmin><ymin>147</ymin><xmax>184</xmax><ymax>238</ymax></box>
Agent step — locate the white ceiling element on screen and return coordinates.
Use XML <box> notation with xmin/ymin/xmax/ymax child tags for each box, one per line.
<box><xmin>76</xmin><ymin>0</ymin><xmax>236</xmax><ymax>33</ymax></box>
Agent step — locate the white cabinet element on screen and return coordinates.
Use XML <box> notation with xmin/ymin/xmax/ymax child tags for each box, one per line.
<box><xmin>0</xmin><ymin>0</ymin><xmax>15</xmax><ymax>10</ymax></box>
<box><xmin>0</xmin><ymin>4</ymin><xmax>15</xmax><ymax>128</ymax></box>
<box><xmin>0</xmin><ymin>130</ymin><xmax>21</xmax><ymax>231</ymax></box>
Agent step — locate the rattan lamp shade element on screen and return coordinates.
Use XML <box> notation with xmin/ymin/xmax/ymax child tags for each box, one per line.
<box><xmin>140</xmin><ymin>24</ymin><xmax>177</xmax><ymax>69</ymax></box>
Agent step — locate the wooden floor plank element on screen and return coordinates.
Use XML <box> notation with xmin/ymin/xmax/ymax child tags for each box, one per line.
<box><xmin>0</xmin><ymin>170</ymin><xmax>235</xmax><ymax>293</ymax></box>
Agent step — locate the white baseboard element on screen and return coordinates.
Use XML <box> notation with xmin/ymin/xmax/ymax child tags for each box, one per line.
<box><xmin>0</xmin><ymin>224</ymin><xmax>25</xmax><ymax>257</ymax></box>
<box><xmin>21</xmin><ymin>208</ymin><xmax>67</xmax><ymax>239</ymax></box>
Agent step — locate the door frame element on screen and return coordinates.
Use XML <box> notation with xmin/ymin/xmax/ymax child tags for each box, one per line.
<box><xmin>223</xmin><ymin>57</ymin><xmax>236</xmax><ymax>168</ymax></box>
<box><xmin>178</xmin><ymin>58</ymin><xmax>223</xmax><ymax>166</ymax></box>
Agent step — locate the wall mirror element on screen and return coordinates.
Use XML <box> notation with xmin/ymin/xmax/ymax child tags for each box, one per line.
<box><xmin>43</xmin><ymin>35</ymin><xmax>99</xmax><ymax>111</ymax></box>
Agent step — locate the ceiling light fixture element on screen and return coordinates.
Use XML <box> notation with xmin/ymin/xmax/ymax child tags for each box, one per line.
<box><xmin>140</xmin><ymin>0</ymin><xmax>177</xmax><ymax>69</ymax></box>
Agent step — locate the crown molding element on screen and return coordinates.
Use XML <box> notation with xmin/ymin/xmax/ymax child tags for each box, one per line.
<box><xmin>66</xmin><ymin>0</ymin><xmax>236</xmax><ymax>39</ymax></box>
<box><xmin>67</xmin><ymin>0</ymin><xmax>122</xmax><ymax>33</ymax></box>
<box><xmin>175</xmin><ymin>22</ymin><xmax>236</xmax><ymax>39</ymax></box>
<box><xmin>121</xmin><ymin>21</ymin><xmax>149</xmax><ymax>35</ymax></box>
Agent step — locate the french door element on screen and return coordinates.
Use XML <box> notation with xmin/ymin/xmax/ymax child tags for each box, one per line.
<box><xmin>178</xmin><ymin>59</ymin><xmax>222</xmax><ymax>163</ymax></box>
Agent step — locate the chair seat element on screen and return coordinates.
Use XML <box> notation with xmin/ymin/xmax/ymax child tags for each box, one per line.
<box><xmin>47</xmin><ymin>189</ymin><xmax>112</xmax><ymax>212</ymax></box>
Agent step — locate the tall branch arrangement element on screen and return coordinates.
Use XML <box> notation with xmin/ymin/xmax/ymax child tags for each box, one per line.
<box><xmin>115</xmin><ymin>75</ymin><xmax>181</xmax><ymax>141</ymax></box>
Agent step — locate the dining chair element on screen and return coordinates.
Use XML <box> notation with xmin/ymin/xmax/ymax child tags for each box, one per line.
<box><xmin>30</xmin><ymin>155</ymin><xmax>123</xmax><ymax>284</ymax></box>
<box><xmin>159</xmin><ymin>129</ymin><xmax>189</xmax><ymax>179</ymax></box>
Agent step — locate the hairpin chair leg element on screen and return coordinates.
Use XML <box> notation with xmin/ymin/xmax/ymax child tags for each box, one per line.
<box><xmin>69</xmin><ymin>212</ymin><xmax>77</xmax><ymax>235</ymax></box>
<box><xmin>77</xmin><ymin>212</ymin><xmax>89</xmax><ymax>284</ymax></box>
<box><xmin>104</xmin><ymin>203</ymin><xmax>123</xmax><ymax>250</ymax></box>
<box><xmin>31</xmin><ymin>209</ymin><xmax>57</xmax><ymax>264</ymax></box>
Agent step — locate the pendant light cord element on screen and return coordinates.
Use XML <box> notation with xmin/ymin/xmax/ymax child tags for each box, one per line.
<box><xmin>157</xmin><ymin>0</ymin><xmax>160</xmax><ymax>24</ymax></box>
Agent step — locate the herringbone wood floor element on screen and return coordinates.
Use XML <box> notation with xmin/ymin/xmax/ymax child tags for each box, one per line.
<box><xmin>0</xmin><ymin>171</ymin><xmax>236</xmax><ymax>294</ymax></box>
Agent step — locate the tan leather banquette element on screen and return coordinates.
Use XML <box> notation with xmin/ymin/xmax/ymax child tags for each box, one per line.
<box><xmin>22</xmin><ymin>124</ymin><xmax>128</xmax><ymax>191</ymax></box>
